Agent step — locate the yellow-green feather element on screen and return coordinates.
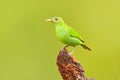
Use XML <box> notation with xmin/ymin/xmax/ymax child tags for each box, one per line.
<box><xmin>51</xmin><ymin>17</ymin><xmax>91</xmax><ymax>50</ymax></box>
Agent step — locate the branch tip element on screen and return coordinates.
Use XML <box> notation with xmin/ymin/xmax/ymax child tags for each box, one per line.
<box><xmin>56</xmin><ymin>48</ymin><xmax>94</xmax><ymax>80</ymax></box>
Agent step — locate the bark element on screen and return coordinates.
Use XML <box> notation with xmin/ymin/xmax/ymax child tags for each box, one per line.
<box><xmin>56</xmin><ymin>48</ymin><xmax>94</xmax><ymax>80</ymax></box>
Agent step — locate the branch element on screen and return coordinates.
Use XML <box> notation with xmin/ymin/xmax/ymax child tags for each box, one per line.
<box><xmin>56</xmin><ymin>48</ymin><xmax>94</xmax><ymax>80</ymax></box>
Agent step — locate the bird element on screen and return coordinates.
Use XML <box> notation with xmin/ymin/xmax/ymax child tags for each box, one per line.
<box><xmin>45</xmin><ymin>17</ymin><xmax>91</xmax><ymax>54</ymax></box>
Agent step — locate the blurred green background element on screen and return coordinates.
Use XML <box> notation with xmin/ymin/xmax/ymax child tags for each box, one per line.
<box><xmin>0</xmin><ymin>0</ymin><xmax>120</xmax><ymax>80</ymax></box>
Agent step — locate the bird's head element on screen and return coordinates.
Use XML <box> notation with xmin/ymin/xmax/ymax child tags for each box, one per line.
<box><xmin>45</xmin><ymin>17</ymin><xmax>64</xmax><ymax>24</ymax></box>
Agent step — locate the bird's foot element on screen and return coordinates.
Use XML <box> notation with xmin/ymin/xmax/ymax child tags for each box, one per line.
<box><xmin>61</xmin><ymin>45</ymin><xmax>76</xmax><ymax>56</ymax></box>
<box><xmin>61</xmin><ymin>45</ymin><xmax>69</xmax><ymax>51</ymax></box>
<box><xmin>69</xmin><ymin>52</ymin><xmax>73</xmax><ymax>56</ymax></box>
<box><xmin>69</xmin><ymin>46</ymin><xmax>76</xmax><ymax>55</ymax></box>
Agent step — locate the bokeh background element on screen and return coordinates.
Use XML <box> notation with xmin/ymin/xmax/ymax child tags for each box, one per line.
<box><xmin>0</xmin><ymin>0</ymin><xmax>120</xmax><ymax>80</ymax></box>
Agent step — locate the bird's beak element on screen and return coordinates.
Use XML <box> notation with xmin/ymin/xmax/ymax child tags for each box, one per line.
<box><xmin>45</xmin><ymin>18</ymin><xmax>53</xmax><ymax>22</ymax></box>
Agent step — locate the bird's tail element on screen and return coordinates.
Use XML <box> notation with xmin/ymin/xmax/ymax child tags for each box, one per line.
<box><xmin>81</xmin><ymin>44</ymin><xmax>91</xmax><ymax>51</ymax></box>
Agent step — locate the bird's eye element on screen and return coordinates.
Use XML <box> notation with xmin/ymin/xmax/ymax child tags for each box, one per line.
<box><xmin>55</xmin><ymin>18</ymin><xmax>58</xmax><ymax>21</ymax></box>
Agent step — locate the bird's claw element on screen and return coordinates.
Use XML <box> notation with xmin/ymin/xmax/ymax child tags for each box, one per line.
<box><xmin>61</xmin><ymin>45</ymin><xmax>69</xmax><ymax>52</ymax></box>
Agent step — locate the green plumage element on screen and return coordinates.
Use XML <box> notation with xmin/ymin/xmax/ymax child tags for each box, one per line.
<box><xmin>46</xmin><ymin>17</ymin><xmax>91</xmax><ymax>51</ymax></box>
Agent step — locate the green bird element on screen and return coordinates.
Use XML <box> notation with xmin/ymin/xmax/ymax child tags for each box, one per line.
<box><xmin>46</xmin><ymin>17</ymin><xmax>91</xmax><ymax>54</ymax></box>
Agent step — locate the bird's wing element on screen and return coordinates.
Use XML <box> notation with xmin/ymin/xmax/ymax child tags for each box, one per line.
<box><xmin>67</xmin><ymin>26</ymin><xmax>85</xmax><ymax>43</ymax></box>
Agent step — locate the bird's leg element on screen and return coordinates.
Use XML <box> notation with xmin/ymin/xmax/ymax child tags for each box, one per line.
<box><xmin>69</xmin><ymin>46</ymin><xmax>77</xmax><ymax>55</ymax></box>
<box><xmin>61</xmin><ymin>45</ymin><xmax>69</xmax><ymax>51</ymax></box>
<box><xmin>64</xmin><ymin>45</ymin><xmax>70</xmax><ymax>49</ymax></box>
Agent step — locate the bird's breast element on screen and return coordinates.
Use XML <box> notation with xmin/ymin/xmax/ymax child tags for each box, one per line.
<box><xmin>55</xmin><ymin>25</ymin><xmax>69</xmax><ymax>43</ymax></box>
